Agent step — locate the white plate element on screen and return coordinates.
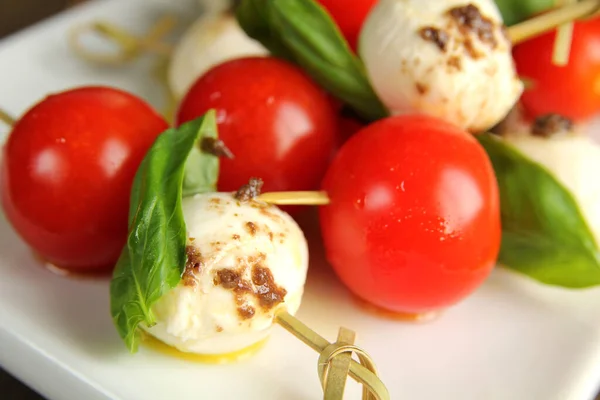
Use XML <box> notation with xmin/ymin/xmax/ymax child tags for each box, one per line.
<box><xmin>2</xmin><ymin>1</ymin><xmax>600</xmax><ymax>399</ymax></box>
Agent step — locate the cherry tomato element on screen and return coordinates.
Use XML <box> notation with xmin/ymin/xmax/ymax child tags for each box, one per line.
<box><xmin>1</xmin><ymin>86</ymin><xmax>169</xmax><ymax>273</ymax></box>
<box><xmin>317</xmin><ymin>0</ymin><xmax>377</xmax><ymax>51</ymax></box>
<box><xmin>326</xmin><ymin>97</ymin><xmax>365</xmax><ymax>152</ymax></box>
<box><xmin>176</xmin><ymin>57</ymin><xmax>337</xmax><ymax>198</ymax></box>
<box><xmin>335</xmin><ymin>109</ymin><xmax>365</xmax><ymax>149</ymax></box>
<box><xmin>319</xmin><ymin>115</ymin><xmax>501</xmax><ymax>314</ymax></box>
<box><xmin>513</xmin><ymin>18</ymin><xmax>600</xmax><ymax>121</ymax></box>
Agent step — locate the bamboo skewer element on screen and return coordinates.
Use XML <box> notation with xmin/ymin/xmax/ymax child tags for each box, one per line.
<box><xmin>69</xmin><ymin>16</ymin><xmax>176</xmax><ymax>65</ymax></box>
<box><xmin>507</xmin><ymin>0</ymin><xmax>600</xmax><ymax>45</ymax></box>
<box><xmin>257</xmin><ymin>191</ymin><xmax>330</xmax><ymax>205</ymax></box>
<box><xmin>551</xmin><ymin>0</ymin><xmax>578</xmax><ymax>66</ymax></box>
<box><xmin>275</xmin><ymin>311</ymin><xmax>389</xmax><ymax>400</ymax></box>
<box><xmin>323</xmin><ymin>327</ymin><xmax>355</xmax><ymax>399</ymax></box>
<box><xmin>0</xmin><ymin>108</ymin><xmax>15</xmax><ymax>127</ymax></box>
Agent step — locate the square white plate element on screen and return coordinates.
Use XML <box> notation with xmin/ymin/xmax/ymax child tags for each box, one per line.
<box><xmin>1</xmin><ymin>1</ymin><xmax>600</xmax><ymax>399</ymax></box>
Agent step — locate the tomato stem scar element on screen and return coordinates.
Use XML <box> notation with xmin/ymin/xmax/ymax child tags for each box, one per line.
<box><xmin>257</xmin><ymin>191</ymin><xmax>331</xmax><ymax>205</ymax></box>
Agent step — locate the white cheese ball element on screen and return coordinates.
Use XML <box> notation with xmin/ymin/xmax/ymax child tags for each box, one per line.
<box><xmin>504</xmin><ymin>133</ymin><xmax>600</xmax><ymax>244</ymax></box>
<box><xmin>359</xmin><ymin>0</ymin><xmax>523</xmax><ymax>132</ymax></box>
<box><xmin>143</xmin><ymin>192</ymin><xmax>308</xmax><ymax>355</ymax></box>
<box><xmin>197</xmin><ymin>0</ymin><xmax>231</xmax><ymax>13</ymax></box>
<box><xmin>168</xmin><ymin>12</ymin><xmax>268</xmax><ymax>99</ymax></box>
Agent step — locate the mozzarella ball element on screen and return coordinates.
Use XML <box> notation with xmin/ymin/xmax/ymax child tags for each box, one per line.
<box><xmin>503</xmin><ymin>132</ymin><xmax>600</xmax><ymax>243</ymax></box>
<box><xmin>359</xmin><ymin>0</ymin><xmax>523</xmax><ymax>132</ymax></box>
<box><xmin>143</xmin><ymin>192</ymin><xmax>308</xmax><ymax>355</ymax></box>
<box><xmin>168</xmin><ymin>12</ymin><xmax>268</xmax><ymax>99</ymax></box>
<box><xmin>197</xmin><ymin>0</ymin><xmax>232</xmax><ymax>13</ymax></box>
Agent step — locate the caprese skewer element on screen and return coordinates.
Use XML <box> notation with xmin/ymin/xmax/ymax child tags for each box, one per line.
<box><xmin>105</xmin><ymin>109</ymin><xmax>389</xmax><ymax>398</ymax></box>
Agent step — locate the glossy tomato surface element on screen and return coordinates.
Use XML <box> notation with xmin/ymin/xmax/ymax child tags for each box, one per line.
<box><xmin>320</xmin><ymin>115</ymin><xmax>501</xmax><ymax>314</ymax></box>
<box><xmin>514</xmin><ymin>18</ymin><xmax>600</xmax><ymax>121</ymax></box>
<box><xmin>176</xmin><ymin>57</ymin><xmax>337</xmax><ymax>196</ymax></box>
<box><xmin>1</xmin><ymin>86</ymin><xmax>168</xmax><ymax>272</ymax></box>
<box><xmin>317</xmin><ymin>0</ymin><xmax>377</xmax><ymax>51</ymax></box>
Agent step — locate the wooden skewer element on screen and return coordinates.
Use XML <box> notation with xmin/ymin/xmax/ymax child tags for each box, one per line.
<box><xmin>0</xmin><ymin>108</ymin><xmax>15</xmax><ymax>127</ymax></box>
<box><xmin>507</xmin><ymin>0</ymin><xmax>600</xmax><ymax>45</ymax></box>
<box><xmin>551</xmin><ymin>0</ymin><xmax>578</xmax><ymax>66</ymax></box>
<box><xmin>275</xmin><ymin>311</ymin><xmax>390</xmax><ymax>400</ymax></box>
<box><xmin>68</xmin><ymin>16</ymin><xmax>176</xmax><ymax>65</ymax></box>
<box><xmin>257</xmin><ymin>191</ymin><xmax>331</xmax><ymax>205</ymax></box>
<box><xmin>322</xmin><ymin>327</ymin><xmax>355</xmax><ymax>399</ymax></box>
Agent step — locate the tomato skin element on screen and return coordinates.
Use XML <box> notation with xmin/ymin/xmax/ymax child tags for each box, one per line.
<box><xmin>317</xmin><ymin>0</ymin><xmax>377</xmax><ymax>51</ymax></box>
<box><xmin>319</xmin><ymin>115</ymin><xmax>501</xmax><ymax>313</ymax></box>
<box><xmin>514</xmin><ymin>18</ymin><xmax>600</xmax><ymax>121</ymax></box>
<box><xmin>1</xmin><ymin>87</ymin><xmax>168</xmax><ymax>272</ymax></box>
<box><xmin>176</xmin><ymin>57</ymin><xmax>337</xmax><ymax>198</ymax></box>
<box><xmin>335</xmin><ymin>111</ymin><xmax>365</xmax><ymax>149</ymax></box>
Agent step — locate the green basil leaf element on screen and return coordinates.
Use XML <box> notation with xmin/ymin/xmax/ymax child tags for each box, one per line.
<box><xmin>235</xmin><ymin>0</ymin><xmax>294</xmax><ymax>60</ymax></box>
<box><xmin>477</xmin><ymin>133</ymin><xmax>600</xmax><ymax>288</ymax></box>
<box><xmin>236</xmin><ymin>0</ymin><xmax>388</xmax><ymax>122</ymax></box>
<box><xmin>182</xmin><ymin>128</ymin><xmax>219</xmax><ymax>197</ymax></box>
<box><xmin>110</xmin><ymin>110</ymin><xmax>219</xmax><ymax>353</ymax></box>
<box><xmin>494</xmin><ymin>0</ymin><xmax>555</xmax><ymax>27</ymax></box>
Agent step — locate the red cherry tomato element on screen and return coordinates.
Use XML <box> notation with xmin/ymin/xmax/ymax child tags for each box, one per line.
<box><xmin>319</xmin><ymin>115</ymin><xmax>501</xmax><ymax>314</ymax></box>
<box><xmin>1</xmin><ymin>86</ymin><xmax>169</xmax><ymax>272</ymax></box>
<box><xmin>176</xmin><ymin>57</ymin><xmax>337</xmax><ymax>198</ymax></box>
<box><xmin>513</xmin><ymin>18</ymin><xmax>600</xmax><ymax>121</ymax></box>
<box><xmin>317</xmin><ymin>0</ymin><xmax>377</xmax><ymax>51</ymax></box>
<box><xmin>335</xmin><ymin>109</ymin><xmax>365</xmax><ymax>149</ymax></box>
<box><xmin>326</xmin><ymin>97</ymin><xmax>365</xmax><ymax>152</ymax></box>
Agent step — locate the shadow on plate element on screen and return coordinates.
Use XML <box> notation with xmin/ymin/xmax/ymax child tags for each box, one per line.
<box><xmin>0</xmin><ymin>216</ymin><xmax>125</xmax><ymax>360</ymax></box>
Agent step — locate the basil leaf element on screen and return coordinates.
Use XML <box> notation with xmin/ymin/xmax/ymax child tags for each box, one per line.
<box><xmin>494</xmin><ymin>0</ymin><xmax>555</xmax><ymax>26</ymax></box>
<box><xmin>236</xmin><ymin>0</ymin><xmax>388</xmax><ymax>122</ymax></box>
<box><xmin>477</xmin><ymin>133</ymin><xmax>600</xmax><ymax>288</ymax></box>
<box><xmin>235</xmin><ymin>0</ymin><xmax>294</xmax><ymax>60</ymax></box>
<box><xmin>110</xmin><ymin>110</ymin><xmax>219</xmax><ymax>352</ymax></box>
<box><xmin>182</xmin><ymin>129</ymin><xmax>219</xmax><ymax>197</ymax></box>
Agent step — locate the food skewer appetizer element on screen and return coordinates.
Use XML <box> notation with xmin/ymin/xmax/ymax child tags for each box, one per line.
<box><xmin>4</xmin><ymin>1</ymin><xmax>600</xmax><ymax>398</ymax></box>
<box><xmin>229</xmin><ymin>0</ymin><xmax>600</xmax><ymax>304</ymax></box>
<box><xmin>19</xmin><ymin>0</ymin><xmax>600</xmax><ymax>327</ymax></box>
<box><xmin>0</xmin><ymin>99</ymin><xmax>389</xmax><ymax>399</ymax></box>
<box><xmin>7</xmin><ymin>0</ymin><xmax>600</xmax><ymax>316</ymax></box>
<box><xmin>262</xmin><ymin>114</ymin><xmax>502</xmax><ymax>316</ymax></box>
<box><xmin>108</xmin><ymin>109</ymin><xmax>389</xmax><ymax>399</ymax></box>
<box><xmin>139</xmin><ymin>180</ymin><xmax>310</xmax><ymax>357</ymax></box>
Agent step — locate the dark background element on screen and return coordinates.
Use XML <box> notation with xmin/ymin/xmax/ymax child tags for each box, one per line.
<box><xmin>2</xmin><ymin>1</ymin><xmax>600</xmax><ymax>400</ymax></box>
